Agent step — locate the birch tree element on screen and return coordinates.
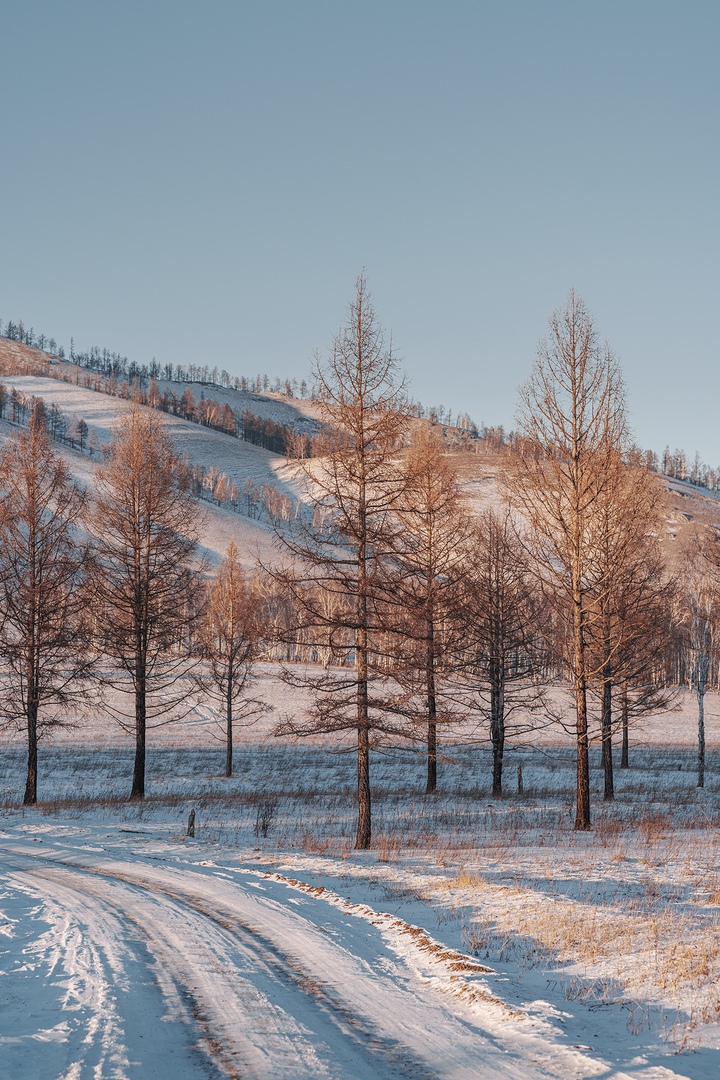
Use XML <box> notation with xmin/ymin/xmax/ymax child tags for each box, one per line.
<box><xmin>682</xmin><ymin>534</ymin><xmax>720</xmax><ymax>789</ymax></box>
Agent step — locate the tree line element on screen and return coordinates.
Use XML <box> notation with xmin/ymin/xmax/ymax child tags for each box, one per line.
<box><xmin>0</xmin><ymin>404</ymin><xmax>266</xmax><ymax>805</ymax></box>
<box><xmin>0</xmin><ymin>380</ymin><xmax>307</xmax><ymax>535</ymax></box>
<box><xmin>0</xmin><ymin>384</ymin><xmax>96</xmax><ymax>454</ymax></box>
<box><xmin>268</xmin><ymin>278</ymin><xmax>718</xmax><ymax>844</ymax></box>
<box><xmin>661</xmin><ymin>445</ymin><xmax>720</xmax><ymax>494</ymax></box>
<box><xmin>8</xmin><ymin>312</ymin><xmax>719</xmax><ymax>475</ymax></box>
<box><xmin>0</xmin><ymin>316</ymin><xmax>304</xmax><ymax>397</ymax></box>
<box><xmin>42</xmin><ymin>360</ymin><xmax>318</xmax><ymax>458</ymax></box>
<box><xmin>0</xmin><ymin>284</ymin><xmax>718</xmax><ymax>850</ymax></box>
<box><xmin>1</xmin><ymin>317</ymin><xmax>486</xmax><ymax>446</ymax></box>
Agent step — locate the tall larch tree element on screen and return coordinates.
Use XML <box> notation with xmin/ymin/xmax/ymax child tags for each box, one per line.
<box><xmin>507</xmin><ymin>291</ymin><xmax>627</xmax><ymax>830</ymax></box>
<box><xmin>388</xmin><ymin>426</ymin><xmax>471</xmax><ymax>794</ymax></box>
<box><xmin>0</xmin><ymin>411</ymin><xmax>91</xmax><ymax>804</ymax></box>
<box><xmin>91</xmin><ymin>406</ymin><xmax>205</xmax><ymax>799</ymax></box>
<box><xmin>275</xmin><ymin>273</ymin><xmax>408</xmax><ymax>849</ymax></box>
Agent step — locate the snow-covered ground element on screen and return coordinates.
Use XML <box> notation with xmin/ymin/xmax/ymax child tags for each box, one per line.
<box><xmin>0</xmin><ymin>373</ymin><xmax>297</xmax><ymax>490</ymax></box>
<box><xmin>0</xmin><ymin>376</ymin><xmax>303</xmax><ymax>568</ymax></box>
<box><xmin>2</xmin><ymin>682</ymin><xmax>720</xmax><ymax>1078</ymax></box>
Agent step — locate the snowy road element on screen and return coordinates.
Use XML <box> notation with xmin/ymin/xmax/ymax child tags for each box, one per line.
<box><xmin>0</xmin><ymin>830</ymin><xmax>704</xmax><ymax>1079</ymax></box>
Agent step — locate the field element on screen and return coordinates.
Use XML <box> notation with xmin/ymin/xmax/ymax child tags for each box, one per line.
<box><xmin>2</xmin><ymin>677</ymin><xmax>720</xmax><ymax>1078</ymax></box>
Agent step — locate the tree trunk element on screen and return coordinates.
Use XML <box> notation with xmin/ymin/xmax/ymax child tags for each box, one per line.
<box><xmin>601</xmin><ymin>675</ymin><xmax>614</xmax><ymax>800</ymax></box>
<box><xmin>573</xmin><ymin>594</ymin><xmax>591</xmax><ymax>830</ymax></box>
<box><xmin>356</xmin><ymin>723</ymin><xmax>371</xmax><ymax>849</ymax></box>
<box><xmin>426</xmin><ymin>719</ymin><xmax>437</xmax><ymax>795</ymax></box>
<box><xmin>600</xmin><ymin>613</ymin><xmax>617</xmax><ymax>799</ymax></box>
<box><xmin>620</xmin><ymin>679</ymin><xmax>629</xmax><ymax>768</ymax></box>
<box><xmin>355</xmin><ymin>491</ymin><xmax>371</xmax><ymax>849</ymax></box>
<box><xmin>698</xmin><ymin>685</ymin><xmax>706</xmax><ymax>789</ymax></box>
<box><xmin>131</xmin><ymin>663</ymin><xmax>146</xmax><ymax>799</ymax></box>
<box><xmin>356</xmin><ymin>627</ymin><xmax>371</xmax><ymax>849</ymax></box>
<box><xmin>491</xmin><ymin>722</ymin><xmax>504</xmax><ymax>797</ymax></box>
<box><xmin>490</xmin><ymin>660</ymin><xmax>504</xmax><ymax>798</ymax></box>
<box><xmin>225</xmin><ymin>672</ymin><xmax>233</xmax><ymax>778</ymax></box>
<box><xmin>426</xmin><ymin>616</ymin><xmax>437</xmax><ymax>795</ymax></box>
<box><xmin>24</xmin><ymin>697</ymin><xmax>38</xmax><ymax>806</ymax></box>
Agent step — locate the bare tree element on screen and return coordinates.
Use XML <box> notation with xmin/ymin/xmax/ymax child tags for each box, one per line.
<box><xmin>0</xmin><ymin>412</ymin><xmax>91</xmax><ymax>804</ymax></box>
<box><xmin>614</xmin><ymin>551</ymin><xmax>676</xmax><ymax>772</ymax></box>
<box><xmin>202</xmin><ymin>543</ymin><xmax>266</xmax><ymax>777</ymax></box>
<box><xmin>507</xmin><ymin>291</ymin><xmax>627</xmax><ymax>830</ymax></box>
<box><xmin>387</xmin><ymin>426</ymin><xmax>473</xmax><ymax>793</ymax></box>
<box><xmin>585</xmin><ymin>454</ymin><xmax>675</xmax><ymax>796</ymax></box>
<box><xmin>457</xmin><ymin>510</ymin><xmax>548</xmax><ymax>797</ymax></box>
<box><xmin>274</xmin><ymin>273</ymin><xmax>408</xmax><ymax>849</ymax></box>
<box><xmin>90</xmin><ymin>406</ymin><xmax>205</xmax><ymax>799</ymax></box>
<box><xmin>681</xmin><ymin>532</ymin><xmax>720</xmax><ymax>788</ymax></box>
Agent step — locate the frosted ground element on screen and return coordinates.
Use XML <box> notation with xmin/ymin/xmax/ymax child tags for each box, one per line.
<box><xmin>2</xmin><ymin>681</ymin><xmax>720</xmax><ymax>1079</ymax></box>
<box><xmin>2</xmin><ymin>361</ymin><xmax>720</xmax><ymax>1075</ymax></box>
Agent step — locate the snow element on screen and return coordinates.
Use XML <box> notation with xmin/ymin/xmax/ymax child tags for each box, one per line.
<box><xmin>2</xmin><ymin>824</ymin><xmax>714</xmax><ymax>1079</ymax></box>
<box><xmin>0</xmin><ymin>375</ymin><xmax>302</xmax><ymax>568</ymax></box>
<box><xmin>2</xmin><ymin>684</ymin><xmax>720</xmax><ymax>1077</ymax></box>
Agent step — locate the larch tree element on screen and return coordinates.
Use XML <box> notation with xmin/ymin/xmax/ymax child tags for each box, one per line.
<box><xmin>0</xmin><ymin>411</ymin><xmax>92</xmax><ymax>804</ymax></box>
<box><xmin>613</xmin><ymin>541</ymin><xmax>676</xmax><ymax>771</ymax></box>
<box><xmin>274</xmin><ymin>273</ymin><xmax>408</xmax><ymax>849</ymax></box>
<box><xmin>507</xmin><ymin>291</ymin><xmax>627</xmax><ymax>830</ymax></box>
<box><xmin>202</xmin><ymin>542</ymin><xmax>265</xmax><ymax>778</ymax></box>
<box><xmin>387</xmin><ymin>426</ymin><xmax>472</xmax><ymax>794</ymax></box>
<box><xmin>90</xmin><ymin>406</ymin><xmax>205</xmax><ymax>799</ymax></box>
<box><xmin>585</xmin><ymin>453</ymin><xmax>674</xmax><ymax>796</ymax></box>
<box><xmin>457</xmin><ymin>509</ymin><xmax>548</xmax><ymax>798</ymax></box>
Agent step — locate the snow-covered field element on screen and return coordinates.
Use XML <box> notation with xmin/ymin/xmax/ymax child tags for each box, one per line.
<box><xmin>2</xmin><ymin>680</ymin><xmax>720</xmax><ymax>1078</ymax></box>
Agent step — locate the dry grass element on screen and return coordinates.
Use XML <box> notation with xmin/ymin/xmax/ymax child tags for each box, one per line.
<box><xmin>432</xmin><ymin>823</ymin><xmax>720</xmax><ymax>1038</ymax></box>
<box><xmin>5</xmin><ymin>735</ymin><xmax>720</xmax><ymax>1042</ymax></box>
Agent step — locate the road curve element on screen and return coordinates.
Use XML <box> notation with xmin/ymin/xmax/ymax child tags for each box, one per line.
<box><xmin>0</xmin><ymin>838</ymin><xmax>688</xmax><ymax>1080</ymax></box>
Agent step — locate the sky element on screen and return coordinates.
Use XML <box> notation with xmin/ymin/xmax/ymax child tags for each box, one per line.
<box><xmin>1</xmin><ymin>1</ymin><xmax>718</xmax><ymax>461</ymax></box>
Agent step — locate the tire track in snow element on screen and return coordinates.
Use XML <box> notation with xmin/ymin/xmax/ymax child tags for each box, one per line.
<box><xmin>0</xmin><ymin>867</ymin><xmax>212</xmax><ymax>1080</ymax></box>
<box><xmin>3</xmin><ymin>844</ymin><xmax>684</xmax><ymax>1080</ymax></box>
<box><xmin>4</xmin><ymin>851</ymin><xmax>440</xmax><ymax>1079</ymax></box>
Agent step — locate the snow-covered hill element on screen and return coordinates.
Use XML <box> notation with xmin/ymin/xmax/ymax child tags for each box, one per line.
<box><xmin>1</xmin><ymin>337</ymin><xmax>719</xmax><ymax>569</ymax></box>
<box><xmin>0</xmin><ymin>356</ymin><xmax>310</xmax><ymax>568</ymax></box>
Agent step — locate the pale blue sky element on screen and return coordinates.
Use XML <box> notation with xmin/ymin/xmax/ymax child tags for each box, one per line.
<box><xmin>1</xmin><ymin>1</ymin><xmax>718</xmax><ymax>460</ymax></box>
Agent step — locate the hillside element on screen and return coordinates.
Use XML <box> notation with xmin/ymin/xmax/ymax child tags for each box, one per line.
<box><xmin>0</xmin><ymin>342</ymin><xmax>318</xmax><ymax>568</ymax></box>
<box><xmin>1</xmin><ymin>336</ymin><xmax>719</xmax><ymax>571</ymax></box>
